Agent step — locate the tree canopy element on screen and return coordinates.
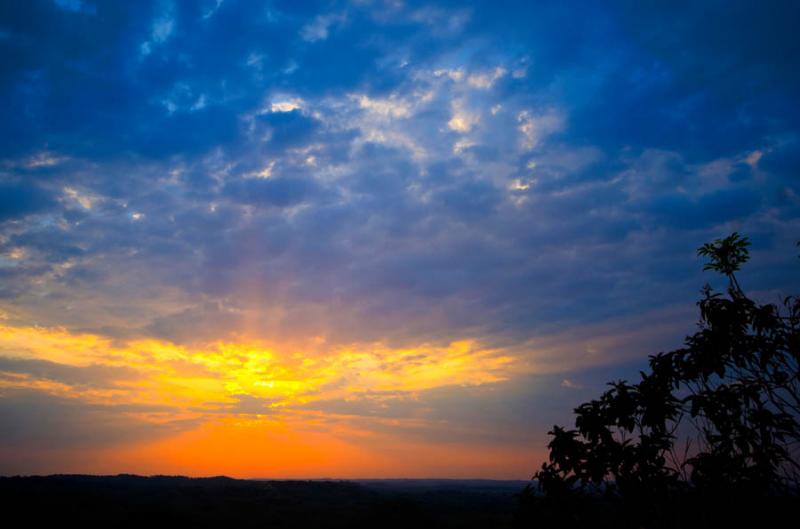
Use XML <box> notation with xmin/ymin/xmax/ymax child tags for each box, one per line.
<box><xmin>522</xmin><ymin>233</ymin><xmax>800</xmax><ymax>527</ymax></box>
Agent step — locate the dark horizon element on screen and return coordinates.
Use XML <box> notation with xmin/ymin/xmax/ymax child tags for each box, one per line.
<box><xmin>2</xmin><ymin>472</ymin><xmax>531</xmax><ymax>484</ymax></box>
<box><xmin>0</xmin><ymin>474</ymin><xmax>527</xmax><ymax>528</ymax></box>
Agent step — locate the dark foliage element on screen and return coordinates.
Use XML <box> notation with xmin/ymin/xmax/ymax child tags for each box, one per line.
<box><xmin>520</xmin><ymin>233</ymin><xmax>800</xmax><ymax>528</ymax></box>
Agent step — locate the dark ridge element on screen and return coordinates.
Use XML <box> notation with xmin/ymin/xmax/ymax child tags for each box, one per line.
<box><xmin>0</xmin><ymin>474</ymin><xmax>524</xmax><ymax>529</ymax></box>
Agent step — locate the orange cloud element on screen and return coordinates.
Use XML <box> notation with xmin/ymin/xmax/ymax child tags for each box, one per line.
<box><xmin>0</xmin><ymin>324</ymin><xmax>516</xmax><ymax>409</ymax></box>
<box><xmin>0</xmin><ymin>323</ymin><xmax>535</xmax><ymax>477</ymax></box>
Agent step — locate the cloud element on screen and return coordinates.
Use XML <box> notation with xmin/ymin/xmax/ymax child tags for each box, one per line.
<box><xmin>223</xmin><ymin>175</ymin><xmax>319</xmax><ymax>208</ymax></box>
<box><xmin>517</xmin><ymin>109</ymin><xmax>564</xmax><ymax>151</ymax></box>
<box><xmin>467</xmin><ymin>67</ymin><xmax>507</xmax><ymax>89</ymax></box>
<box><xmin>0</xmin><ymin>388</ymin><xmax>194</xmax><ymax>452</ymax></box>
<box><xmin>140</xmin><ymin>1</ymin><xmax>175</xmax><ymax>57</ymax></box>
<box><xmin>269</xmin><ymin>97</ymin><xmax>305</xmax><ymax>113</ymax></box>
<box><xmin>1</xmin><ymin>0</ymin><xmax>799</xmax><ymax>476</ymax></box>
<box><xmin>300</xmin><ymin>13</ymin><xmax>344</xmax><ymax>42</ymax></box>
<box><xmin>356</xmin><ymin>94</ymin><xmax>412</xmax><ymax>119</ymax></box>
<box><xmin>0</xmin><ymin>356</ymin><xmax>140</xmax><ymax>387</ymax></box>
<box><xmin>448</xmin><ymin>99</ymin><xmax>479</xmax><ymax>133</ymax></box>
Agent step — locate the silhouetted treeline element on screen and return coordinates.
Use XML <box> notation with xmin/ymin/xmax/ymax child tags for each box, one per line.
<box><xmin>0</xmin><ymin>475</ymin><xmax>523</xmax><ymax>529</ymax></box>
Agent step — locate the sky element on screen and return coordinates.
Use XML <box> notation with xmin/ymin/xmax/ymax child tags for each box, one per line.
<box><xmin>0</xmin><ymin>0</ymin><xmax>798</xmax><ymax>478</ymax></box>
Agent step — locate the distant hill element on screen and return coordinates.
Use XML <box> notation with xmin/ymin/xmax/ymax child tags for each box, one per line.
<box><xmin>0</xmin><ymin>474</ymin><xmax>525</xmax><ymax>528</ymax></box>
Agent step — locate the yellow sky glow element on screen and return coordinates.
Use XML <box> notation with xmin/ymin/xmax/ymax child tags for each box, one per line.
<box><xmin>0</xmin><ymin>323</ymin><xmax>532</xmax><ymax>477</ymax></box>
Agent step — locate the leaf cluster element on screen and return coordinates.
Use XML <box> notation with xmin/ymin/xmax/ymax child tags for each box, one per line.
<box><xmin>529</xmin><ymin>234</ymin><xmax>800</xmax><ymax>524</ymax></box>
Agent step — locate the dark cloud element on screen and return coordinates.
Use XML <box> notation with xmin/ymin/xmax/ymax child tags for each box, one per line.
<box><xmin>0</xmin><ymin>388</ymin><xmax>193</xmax><ymax>450</ymax></box>
<box><xmin>0</xmin><ymin>357</ymin><xmax>141</xmax><ymax>387</ymax></box>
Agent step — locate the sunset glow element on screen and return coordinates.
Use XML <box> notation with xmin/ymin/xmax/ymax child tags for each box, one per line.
<box><xmin>1</xmin><ymin>0</ymin><xmax>798</xmax><ymax>479</ymax></box>
<box><xmin>0</xmin><ymin>322</ymin><xmax>541</xmax><ymax>477</ymax></box>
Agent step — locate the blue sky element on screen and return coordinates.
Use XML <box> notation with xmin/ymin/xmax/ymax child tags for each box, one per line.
<box><xmin>0</xmin><ymin>0</ymin><xmax>798</xmax><ymax>477</ymax></box>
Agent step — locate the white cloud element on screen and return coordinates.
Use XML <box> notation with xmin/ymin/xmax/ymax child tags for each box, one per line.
<box><xmin>300</xmin><ymin>14</ymin><xmax>344</xmax><ymax>42</ymax></box>
<box><xmin>745</xmin><ymin>149</ymin><xmax>763</xmax><ymax>168</ymax></box>
<box><xmin>63</xmin><ymin>187</ymin><xmax>95</xmax><ymax>210</ymax></box>
<box><xmin>253</xmin><ymin>161</ymin><xmax>275</xmax><ymax>179</ymax></box>
<box><xmin>202</xmin><ymin>0</ymin><xmax>225</xmax><ymax>20</ymax></box>
<box><xmin>434</xmin><ymin>68</ymin><xmax>465</xmax><ymax>82</ymax></box>
<box><xmin>467</xmin><ymin>67</ymin><xmax>507</xmax><ymax>89</ymax></box>
<box><xmin>270</xmin><ymin>98</ymin><xmax>304</xmax><ymax>113</ymax></box>
<box><xmin>452</xmin><ymin>138</ymin><xmax>476</xmax><ymax>154</ymax></box>
<box><xmin>25</xmin><ymin>152</ymin><xmax>66</xmax><ymax>169</ymax></box>
<box><xmin>448</xmin><ymin>100</ymin><xmax>479</xmax><ymax>133</ymax></box>
<box><xmin>140</xmin><ymin>2</ymin><xmax>175</xmax><ymax>58</ymax></box>
<box><xmin>517</xmin><ymin>109</ymin><xmax>564</xmax><ymax>151</ymax></box>
<box><xmin>509</xmin><ymin>179</ymin><xmax>532</xmax><ymax>191</ymax></box>
<box><xmin>355</xmin><ymin>94</ymin><xmax>412</xmax><ymax>119</ymax></box>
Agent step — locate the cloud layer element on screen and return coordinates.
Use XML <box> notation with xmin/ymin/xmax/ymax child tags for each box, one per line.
<box><xmin>0</xmin><ymin>0</ymin><xmax>798</xmax><ymax>477</ymax></box>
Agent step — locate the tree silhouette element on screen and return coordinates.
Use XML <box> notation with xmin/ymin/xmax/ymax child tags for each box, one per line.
<box><xmin>521</xmin><ymin>233</ymin><xmax>800</xmax><ymax>527</ymax></box>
